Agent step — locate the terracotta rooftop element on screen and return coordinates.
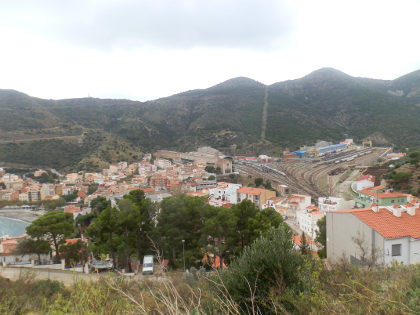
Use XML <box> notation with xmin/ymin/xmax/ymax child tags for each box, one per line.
<box><xmin>359</xmin><ymin>188</ymin><xmax>407</xmax><ymax>199</ymax></box>
<box><xmin>333</xmin><ymin>207</ymin><xmax>420</xmax><ymax>239</ymax></box>
<box><xmin>357</xmin><ymin>175</ymin><xmax>375</xmax><ymax>182</ymax></box>
<box><xmin>289</xmin><ymin>194</ymin><xmax>307</xmax><ymax>199</ymax></box>
<box><xmin>64</xmin><ymin>205</ymin><xmax>81</xmax><ymax>214</ymax></box>
<box><xmin>292</xmin><ymin>235</ymin><xmax>317</xmax><ymax>246</ymax></box>
<box><xmin>237</xmin><ymin>187</ymin><xmax>272</xmax><ymax>195</ymax></box>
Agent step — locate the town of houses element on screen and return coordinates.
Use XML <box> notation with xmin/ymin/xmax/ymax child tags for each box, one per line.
<box><xmin>1</xmin><ymin>145</ymin><xmax>420</xmax><ymax>267</ymax></box>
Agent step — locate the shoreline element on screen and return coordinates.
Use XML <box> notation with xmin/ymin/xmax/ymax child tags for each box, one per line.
<box><xmin>0</xmin><ymin>209</ymin><xmax>44</xmax><ymax>223</ymax></box>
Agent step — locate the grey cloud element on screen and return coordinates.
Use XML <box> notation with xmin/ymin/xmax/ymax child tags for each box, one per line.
<box><xmin>1</xmin><ymin>0</ymin><xmax>294</xmax><ymax>50</ymax></box>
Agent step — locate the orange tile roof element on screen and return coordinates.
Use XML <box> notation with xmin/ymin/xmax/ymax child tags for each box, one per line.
<box><xmin>186</xmin><ymin>192</ymin><xmax>207</xmax><ymax>197</ymax></box>
<box><xmin>359</xmin><ymin>189</ymin><xmax>407</xmax><ymax>199</ymax></box>
<box><xmin>353</xmin><ymin>208</ymin><xmax>420</xmax><ymax>239</ymax></box>
<box><xmin>78</xmin><ymin>191</ymin><xmax>87</xmax><ymax>198</ymax></box>
<box><xmin>331</xmin><ymin>208</ymin><xmax>372</xmax><ymax>213</ymax></box>
<box><xmin>65</xmin><ymin>237</ymin><xmax>87</xmax><ymax>245</ymax></box>
<box><xmin>292</xmin><ymin>235</ymin><xmax>317</xmax><ymax>246</ymax></box>
<box><xmin>333</xmin><ymin>207</ymin><xmax>420</xmax><ymax>239</ymax></box>
<box><xmin>267</xmin><ymin>197</ymin><xmax>285</xmax><ymax>203</ymax></box>
<box><xmin>358</xmin><ymin>175</ymin><xmax>375</xmax><ymax>182</ymax></box>
<box><xmin>290</xmin><ymin>194</ymin><xmax>306</xmax><ymax>199</ymax></box>
<box><xmin>307</xmin><ymin>206</ymin><xmax>318</xmax><ymax>211</ymax></box>
<box><xmin>237</xmin><ymin>187</ymin><xmax>271</xmax><ymax>195</ymax></box>
<box><xmin>64</xmin><ymin>205</ymin><xmax>81</xmax><ymax>214</ymax></box>
<box><xmin>202</xmin><ymin>252</ymin><xmax>228</xmax><ymax>269</ymax></box>
<box><xmin>140</xmin><ymin>187</ymin><xmax>154</xmax><ymax>193</ymax></box>
<box><xmin>309</xmin><ymin>211</ymin><xmax>323</xmax><ymax>216</ymax></box>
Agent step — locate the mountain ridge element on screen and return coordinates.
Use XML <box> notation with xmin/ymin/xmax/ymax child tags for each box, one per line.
<box><xmin>0</xmin><ymin>67</ymin><xmax>419</xmax><ymax>170</ymax></box>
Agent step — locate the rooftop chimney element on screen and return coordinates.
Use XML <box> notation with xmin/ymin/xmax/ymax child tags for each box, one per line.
<box><xmin>371</xmin><ymin>202</ymin><xmax>379</xmax><ymax>213</ymax></box>
<box><xmin>392</xmin><ymin>205</ymin><xmax>402</xmax><ymax>217</ymax></box>
<box><xmin>406</xmin><ymin>203</ymin><xmax>416</xmax><ymax>216</ymax></box>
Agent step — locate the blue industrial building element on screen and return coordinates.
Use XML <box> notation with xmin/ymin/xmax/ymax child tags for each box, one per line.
<box><xmin>292</xmin><ymin>150</ymin><xmax>307</xmax><ymax>158</ymax></box>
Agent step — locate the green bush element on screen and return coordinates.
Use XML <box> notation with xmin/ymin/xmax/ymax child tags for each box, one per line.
<box><xmin>211</xmin><ymin>226</ymin><xmax>306</xmax><ymax>313</ymax></box>
<box><xmin>393</xmin><ymin>172</ymin><xmax>411</xmax><ymax>183</ymax></box>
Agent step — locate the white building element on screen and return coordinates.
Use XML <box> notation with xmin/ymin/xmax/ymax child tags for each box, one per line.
<box><xmin>263</xmin><ymin>194</ymin><xmax>312</xmax><ymax>217</ymax></box>
<box><xmin>327</xmin><ymin>202</ymin><xmax>420</xmax><ymax>266</ymax></box>
<box><xmin>356</xmin><ymin>175</ymin><xmax>376</xmax><ymax>191</ymax></box>
<box><xmin>318</xmin><ymin>196</ymin><xmax>354</xmax><ymax>212</ymax></box>
<box><xmin>208</xmin><ymin>182</ymin><xmax>242</xmax><ymax>207</ymax></box>
<box><xmin>296</xmin><ymin>206</ymin><xmax>324</xmax><ymax>239</ymax></box>
<box><xmin>155</xmin><ymin>158</ymin><xmax>172</xmax><ymax>169</ymax></box>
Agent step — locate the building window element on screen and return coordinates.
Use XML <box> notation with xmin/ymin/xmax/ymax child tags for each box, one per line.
<box><xmin>392</xmin><ymin>244</ymin><xmax>401</xmax><ymax>256</ymax></box>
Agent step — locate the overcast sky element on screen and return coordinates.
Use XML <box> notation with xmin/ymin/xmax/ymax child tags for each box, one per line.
<box><xmin>1</xmin><ymin>0</ymin><xmax>419</xmax><ymax>101</ymax></box>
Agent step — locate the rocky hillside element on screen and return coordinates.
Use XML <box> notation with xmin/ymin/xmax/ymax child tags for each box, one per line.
<box><xmin>1</xmin><ymin>68</ymin><xmax>420</xmax><ymax>170</ymax></box>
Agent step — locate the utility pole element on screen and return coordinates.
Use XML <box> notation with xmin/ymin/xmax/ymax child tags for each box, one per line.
<box><xmin>182</xmin><ymin>239</ymin><xmax>186</xmax><ymax>272</ymax></box>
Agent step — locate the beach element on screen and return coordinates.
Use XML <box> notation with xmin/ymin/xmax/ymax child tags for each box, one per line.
<box><xmin>0</xmin><ymin>208</ymin><xmax>44</xmax><ymax>223</ymax></box>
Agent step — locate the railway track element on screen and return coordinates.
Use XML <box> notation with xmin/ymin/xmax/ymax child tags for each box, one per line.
<box><xmin>235</xmin><ymin>164</ymin><xmax>320</xmax><ymax>198</ymax></box>
<box><xmin>235</xmin><ymin>147</ymin><xmax>390</xmax><ymax>199</ymax></box>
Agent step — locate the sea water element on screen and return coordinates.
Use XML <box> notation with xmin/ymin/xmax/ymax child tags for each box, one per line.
<box><xmin>0</xmin><ymin>216</ymin><xmax>29</xmax><ymax>237</ymax></box>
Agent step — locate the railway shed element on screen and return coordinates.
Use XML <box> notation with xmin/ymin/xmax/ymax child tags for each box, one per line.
<box><xmin>317</xmin><ymin>143</ymin><xmax>347</xmax><ymax>156</ymax></box>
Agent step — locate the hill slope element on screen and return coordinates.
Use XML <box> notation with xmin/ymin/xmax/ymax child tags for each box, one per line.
<box><xmin>1</xmin><ymin>68</ymin><xmax>420</xmax><ymax>170</ymax></box>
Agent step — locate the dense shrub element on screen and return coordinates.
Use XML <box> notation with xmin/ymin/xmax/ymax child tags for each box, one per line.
<box><xmin>210</xmin><ymin>226</ymin><xmax>308</xmax><ymax>313</ymax></box>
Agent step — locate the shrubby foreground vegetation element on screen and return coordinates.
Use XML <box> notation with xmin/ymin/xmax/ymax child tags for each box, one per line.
<box><xmin>2</xmin><ymin>225</ymin><xmax>420</xmax><ymax>314</ymax></box>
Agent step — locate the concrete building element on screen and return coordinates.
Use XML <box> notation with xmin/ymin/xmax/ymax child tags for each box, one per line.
<box><xmin>296</xmin><ymin>205</ymin><xmax>324</xmax><ymax>239</ymax></box>
<box><xmin>327</xmin><ymin>203</ymin><xmax>420</xmax><ymax>266</ymax></box>
<box><xmin>292</xmin><ymin>150</ymin><xmax>307</xmax><ymax>158</ymax></box>
<box><xmin>237</xmin><ymin>187</ymin><xmax>276</xmax><ymax>209</ymax></box>
<box><xmin>28</xmin><ymin>187</ymin><xmax>41</xmax><ymax>202</ymax></box>
<box><xmin>154</xmin><ymin>158</ymin><xmax>172</xmax><ymax>169</ymax></box>
<box><xmin>209</xmin><ymin>182</ymin><xmax>242</xmax><ymax>207</ymax></box>
<box><xmin>355</xmin><ymin>186</ymin><xmax>408</xmax><ymax>208</ymax></box>
<box><xmin>40</xmin><ymin>184</ymin><xmax>55</xmax><ymax>200</ymax></box>
<box><xmin>287</xmin><ymin>194</ymin><xmax>312</xmax><ymax>217</ymax></box>
<box><xmin>318</xmin><ymin>196</ymin><xmax>354</xmax><ymax>212</ymax></box>
<box><xmin>216</xmin><ymin>157</ymin><xmax>233</xmax><ymax>174</ymax></box>
<box><xmin>356</xmin><ymin>175</ymin><xmax>375</xmax><ymax>191</ymax></box>
<box><xmin>150</xmin><ymin>176</ymin><xmax>170</xmax><ymax>191</ymax></box>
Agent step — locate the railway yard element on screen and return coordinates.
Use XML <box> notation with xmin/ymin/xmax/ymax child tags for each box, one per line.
<box><xmin>234</xmin><ymin>147</ymin><xmax>391</xmax><ymax>200</ymax></box>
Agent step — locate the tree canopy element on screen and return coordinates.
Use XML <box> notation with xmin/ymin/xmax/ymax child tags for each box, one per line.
<box><xmin>26</xmin><ymin>211</ymin><xmax>74</xmax><ymax>262</ymax></box>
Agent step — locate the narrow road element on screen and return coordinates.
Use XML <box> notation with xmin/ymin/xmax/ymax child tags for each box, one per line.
<box><xmin>261</xmin><ymin>86</ymin><xmax>268</xmax><ymax>141</ymax></box>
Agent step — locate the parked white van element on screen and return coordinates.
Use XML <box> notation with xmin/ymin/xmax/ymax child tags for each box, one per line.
<box><xmin>142</xmin><ymin>255</ymin><xmax>154</xmax><ymax>275</ymax></box>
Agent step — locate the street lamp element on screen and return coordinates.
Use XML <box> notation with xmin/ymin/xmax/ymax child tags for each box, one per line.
<box><xmin>182</xmin><ymin>239</ymin><xmax>186</xmax><ymax>272</ymax></box>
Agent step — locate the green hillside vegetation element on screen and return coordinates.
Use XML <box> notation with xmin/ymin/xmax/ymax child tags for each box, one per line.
<box><xmin>4</xmin><ymin>191</ymin><xmax>420</xmax><ymax>314</ymax></box>
<box><xmin>0</xmin><ymin>129</ymin><xmax>142</xmax><ymax>171</ymax></box>
<box><xmin>1</xmin><ymin>234</ymin><xmax>419</xmax><ymax>314</ymax></box>
<box><xmin>1</xmin><ymin>68</ymin><xmax>420</xmax><ymax>169</ymax></box>
<box><xmin>383</xmin><ymin>150</ymin><xmax>420</xmax><ymax>196</ymax></box>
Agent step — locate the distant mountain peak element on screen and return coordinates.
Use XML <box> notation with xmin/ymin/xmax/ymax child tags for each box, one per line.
<box><xmin>303</xmin><ymin>68</ymin><xmax>351</xmax><ymax>81</ymax></box>
<box><xmin>212</xmin><ymin>77</ymin><xmax>265</xmax><ymax>89</ymax></box>
<box><xmin>0</xmin><ymin>89</ymin><xmax>30</xmax><ymax>97</ymax></box>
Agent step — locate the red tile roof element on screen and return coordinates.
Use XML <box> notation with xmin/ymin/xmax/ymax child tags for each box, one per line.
<box><xmin>237</xmin><ymin>187</ymin><xmax>271</xmax><ymax>195</ymax></box>
<box><xmin>359</xmin><ymin>188</ymin><xmax>407</xmax><ymax>199</ymax></box>
<box><xmin>292</xmin><ymin>235</ymin><xmax>317</xmax><ymax>246</ymax></box>
<box><xmin>343</xmin><ymin>208</ymin><xmax>420</xmax><ymax>239</ymax></box>
<box><xmin>65</xmin><ymin>238</ymin><xmax>87</xmax><ymax>245</ymax></box>
<box><xmin>358</xmin><ymin>175</ymin><xmax>375</xmax><ymax>182</ymax></box>
<box><xmin>140</xmin><ymin>187</ymin><xmax>154</xmax><ymax>193</ymax></box>
<box><xmin>64</xmin><ymin>205</ymin><xmax>81</xmax><ymax>214</ymax></box>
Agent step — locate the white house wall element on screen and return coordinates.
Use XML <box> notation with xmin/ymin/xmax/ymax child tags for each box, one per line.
<box><xmin>326</xmin><ymin>212</ymin><xmax>385</xmax><ymax>265</ymax></box>
<box><xmin>383</xmin><ymin>237</ymin><xmax>420</xmax><ymax>265</ymax></box>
